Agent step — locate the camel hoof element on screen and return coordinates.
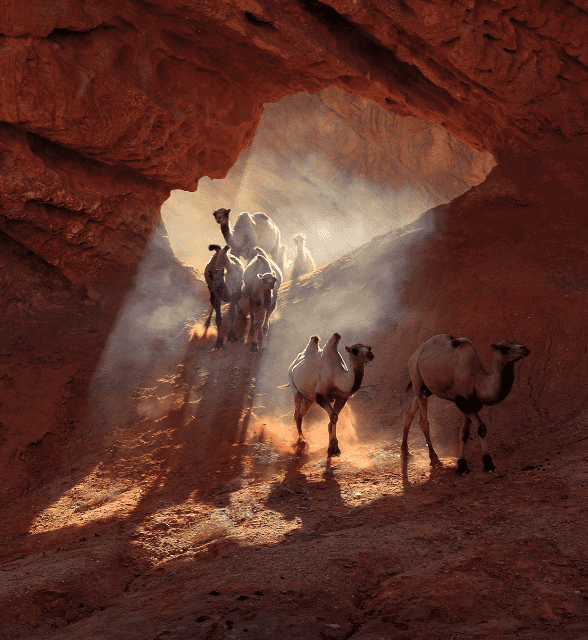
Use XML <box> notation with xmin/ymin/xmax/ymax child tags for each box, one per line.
<box><xmin>227</xmin><ymin>330</ymin><xmax>239</xmax><ymax>343</ymax></box>
<box><xmin>482</xmin><ymin>454</ymin><xmax>496</xmax><ymax>472</ymax></box>
<box><xmin>456</xmin><ymin>458</ymin><xmax>470</xmax><ymax>475</ymax></box>
<box><xmin>430</xmin><ymin>457</ymin><xmax>443</xmax><ymax>468</ymax></box>
<box><xmin>214</xmin><ymin>338</ymin><xmax>225</xmax><ymax>349</ymax></box>
<box><xmin>293</xmin><ymin>440</ymin><xmax>306</xmax><ymax>456</ymax></box>
<box><xmin>327</xmin><ymin>439</ymin><xmax>341</xmax><ymax>457</ymax></box>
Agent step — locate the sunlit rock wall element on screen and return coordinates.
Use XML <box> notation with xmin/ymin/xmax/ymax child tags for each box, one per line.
<box><xmin>163</xmin><ymin>87</ymin><xmax>495</xmax><ymax>270</ymax></box>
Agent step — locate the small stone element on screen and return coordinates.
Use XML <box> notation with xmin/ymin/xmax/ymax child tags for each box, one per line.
<box><xmin>87</xmin><ymin>289</ymin><xmax>101</xmax><ymax>300</ymax></box>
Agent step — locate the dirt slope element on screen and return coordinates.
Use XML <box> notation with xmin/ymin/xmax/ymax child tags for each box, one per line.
<box><xmin>1</xmin><ymin>205</ymin><xmax>587</xmax><ymax>639</ymax></box>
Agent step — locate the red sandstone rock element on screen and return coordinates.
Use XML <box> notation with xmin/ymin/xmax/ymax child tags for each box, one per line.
<box><xmin>0</xmin><ymin>3</ymin><xmax>588</xmax><ymax>638</ymax></box>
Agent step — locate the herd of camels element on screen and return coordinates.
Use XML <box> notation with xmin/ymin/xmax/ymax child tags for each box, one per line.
<box><xmin>203</xmin><ymin>208</ymin><xmax>531</xmax><ymax>474</ymax></box>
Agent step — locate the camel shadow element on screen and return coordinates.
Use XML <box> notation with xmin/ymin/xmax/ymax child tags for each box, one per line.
<box><xmin>263</xmin><ymin>451</ymin><xmax>344</xmax><ymax>543</ymax></box>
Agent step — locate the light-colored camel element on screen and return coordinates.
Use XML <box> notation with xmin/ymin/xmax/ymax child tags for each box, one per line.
<box><xmin>403</xmin><ymin>333</ymin><xmax>531</xmax><ymax>474</ymax></box>
<box><xmin>212</xmin><ymin>208</ymin><xmax>281</xmax><ymax>265</ymax></box>
<box><xmin>240</xmin><ymin>247</ymin><xmax>282</xmax><ymax>352</ymax></box>
<box><xmin>203</xmin><ymin>244</ymin><xmax>244</xmax><ymax>349</ymax></box>
<box><xmin>290</xmin><ymin>233</ymin><xmax>316</xmax><ymax>280</ymax></box>
<box><xmin>276</xmin><ymin>243</ymin><xmax>288</xmax><ymax>276</ymax></box>
<box><xmin>288</xmin><ymin>333</ymin><xmax>374</xmax><ymax>457</ymax></box>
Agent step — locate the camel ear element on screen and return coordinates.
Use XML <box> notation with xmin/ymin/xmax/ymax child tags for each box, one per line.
<box><xmin>490</xmin><ymin>343</ymin><xmax>499</xmax><ymax>351</ymax></box>
<box><xmin>257</xmin><ymin>273</ymin><xmax>263</xmax><ymax>280</ymax></box>
<box><xmin>345</xmin><ymin>346</ymin><xmax>351</xmax><ymax>353</ymax></box>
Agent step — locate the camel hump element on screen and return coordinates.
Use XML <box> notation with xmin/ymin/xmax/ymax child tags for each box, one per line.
<box><xmin>252</xmin><ymin>212</ymin><xmax>270</xmax><ymax>221</ymax></box>
<box><xmin>254</xmin><ymin>246</ymin><xmax>269</xmax><ymax>258</ymax></box>
<box><xmin>253</xmin><ymin>246</ymin><xmax>273</xmax><ymax>271</ymax></box>
<box><xmin>450</xmin><ymin>337</ymin><xmax>472</xmax><ymax>348</ymax></box>
<box><xmin>208</xmin><ymin>244</ymin><xmax>222</xmax><ymax>252</ymax></box>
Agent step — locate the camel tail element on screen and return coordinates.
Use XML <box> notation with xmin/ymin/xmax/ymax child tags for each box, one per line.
<box><xmin>208</xmin><ymin>244</ymin><xmax>222</xmax><ymax>252</ymax></box>
<box><xmin>277</xmin><ymin>383</ymin><xmax>290</xmax><ymax>389</ymax></box>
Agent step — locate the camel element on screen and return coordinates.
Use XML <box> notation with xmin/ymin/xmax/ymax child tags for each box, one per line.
<box><xmin>288</xmin><ymin>333</ymin><xmax>374</xmax><ymax>457</ymax></box>
<box><xmin>276</xmin><ymin>243</ymin><xmax>288</xmax><ymax>276</ymax></box>
<box><xmin>402</xmin><ymin>333</ymin><xmax>531</xmax><ymax>474</ymax></box>
<box><xmin>212</xmin><ymin>208</ymin><xmax>281</xmax><ymax>265</ymax></box>
<box><xmin>240</xmin><ymin>247</ymin><xmax>282</xmax><ymax>352</ymax></box>
<box><xmin>290</xmin><ymin>233</ymin><xmax>316</xmax><ymax>280</ymax></box>
<box><xmin>203</xmin><ymin>244</ymin><xmax>244</xmax><ymax>349</ymax></box>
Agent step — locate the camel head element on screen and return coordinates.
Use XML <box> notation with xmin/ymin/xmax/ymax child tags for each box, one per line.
<box><xmin>213</xmin><ymin>208</ymin><xmax>230</xmax><ymax>225</ymax></box>
<box><xmin>345</xmin><ymin>343</ymin><xmax>375</xmax><ymax>365</ymax></box>
<box><xmin>490</xmin><ymin>340</ymin><xmax>531</xmax><ymax>362</ymax></box>
<box><xmin>292</xmin><ymin>232</ymin><xmax>306</xmax><ymax>246</ymax></box>
<box><xmin>257</xmin><ymin>272</ymin><xmax>278</xmax><ymax>290</ymax></box>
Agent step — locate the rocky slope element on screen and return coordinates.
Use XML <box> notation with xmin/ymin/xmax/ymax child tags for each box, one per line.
<box><xmin>1</xmin><ymin>189</ymin><xmax>587</xmax><ymax>638</ymax></box>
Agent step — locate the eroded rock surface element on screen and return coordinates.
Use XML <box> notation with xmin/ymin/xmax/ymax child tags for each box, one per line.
<box><xmin>1</xmin><ymin>0</ymin><xmax>587</xmax><ymax>282</ymax></box>
<box><xmin>1</xmin><ymin>2</ymin><xmax>588</xmax><ymax>639</ymax></box>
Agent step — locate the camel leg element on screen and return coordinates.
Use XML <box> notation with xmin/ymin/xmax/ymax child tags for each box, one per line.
<box><xmin>227</xmin><ymin>296</ymin><xmax>239</xmax><ymax>343</ymax></box>
<box><xmin>262</xmin><ymin>294</ymin><xmax>277</xmax><ymax>338</ymax></box>
<box><xmin>250</xmin><ymin>302</ymin><xmax>263</xmax><ymax>352</ymax></box>
<box><xmin>328</xmin><ymin>396</ymin><xmax>348</xmax><ymax>457</ymax></box>
<box><xmin>402</xmin><ymin>394</ymin><xmax>419</xmax><ymax>455</ymax></box>
<box><xmin>316</xmin><ymin>394</ymin><xmax>343</xmax><ymax>457</ymax></box>
<box><xmin>293</xmin><ymin>394</ymin><xmax>312</xmax><ymax>454</ymax></box>
<box><xmin>457</xmin><ymin>415</ymin><xmax>472</xmax><ymax>475</ymax></box>
<box><xmin>204</xmin><ymin>305</ymin><xmax>213</xmax><ymax>329</ymax></box>
<box><xmin>213</xmin><ymin>295</ymin><xmax>224</xmax><ymax>349</ymax></box>
<box><xmin>417</xmin><ymin>394</ymin><xmax>441</xmax><ymax>467</ymax></box>
<box><xmin>471</xmin><ymin>413</ymin><xmax>495</xmax><ymax>472</ymax></box>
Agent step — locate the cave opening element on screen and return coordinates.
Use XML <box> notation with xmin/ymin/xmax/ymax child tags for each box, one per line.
<box><xmin>88</xmin><ymin>86</ymin><xmax>496</xmax><ymax>493</ymax></box>
<box><xmin>160</xmin><ymin>87</ymin><xmax>495</xmax><ymax>275</ymax></box>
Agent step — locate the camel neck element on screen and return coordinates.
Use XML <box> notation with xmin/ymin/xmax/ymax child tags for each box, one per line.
<box><xmin>263</xmin><ymin>287</ymin><xmax>272</xmax><ymax>308</ymax></box>
<box><xmin>491</xmin><ymin>360</ymin><xmax>515</xmax><ymax>405</ymax></box>
<box><xmin>219</xmin><ymin>221</ymin><xmax>232</xmax><ymax>243</ymax></box>
<box><xmin>348</xmin><ymin>365</ymin><xmax>365</xmax><ymax>397</ymax></box>
<box><xmin>478</xmin><ymin>357</ymin><xmax>514</xmax><ymax>405</ymax></box>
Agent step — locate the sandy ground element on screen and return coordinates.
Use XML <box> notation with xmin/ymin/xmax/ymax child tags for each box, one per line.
<box><xmin>0</xmin><ymin>276</ymin><xmax>587</xmax><ymax>640</ymax></box>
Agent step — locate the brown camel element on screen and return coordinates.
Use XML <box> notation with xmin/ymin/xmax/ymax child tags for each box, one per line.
<box><xmin>403</xmin><ymin>333</ymin><xmax>530</xmax><ymax>474</ymax></box>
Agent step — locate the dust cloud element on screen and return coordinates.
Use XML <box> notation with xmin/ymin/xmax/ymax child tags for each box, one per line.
<box><xmin>89</xmin><ymin>88</ymin><xmax>493</xmax><ymax>453</ymax></box>
<box><xmin>89</xmin><ymin>221</ymin><xmax>207</xmax><ymax>428</ymax></box>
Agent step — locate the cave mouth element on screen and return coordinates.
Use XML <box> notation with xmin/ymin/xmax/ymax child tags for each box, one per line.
<box><xmin>88</xmin><ymin>86</ymin><xmax>496</xmax><ymax>446</ymax></box>
<box><xmin>160</xmin><ymin>87</ymin><xmax>495</xmax><ymax>278</ymax></box>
